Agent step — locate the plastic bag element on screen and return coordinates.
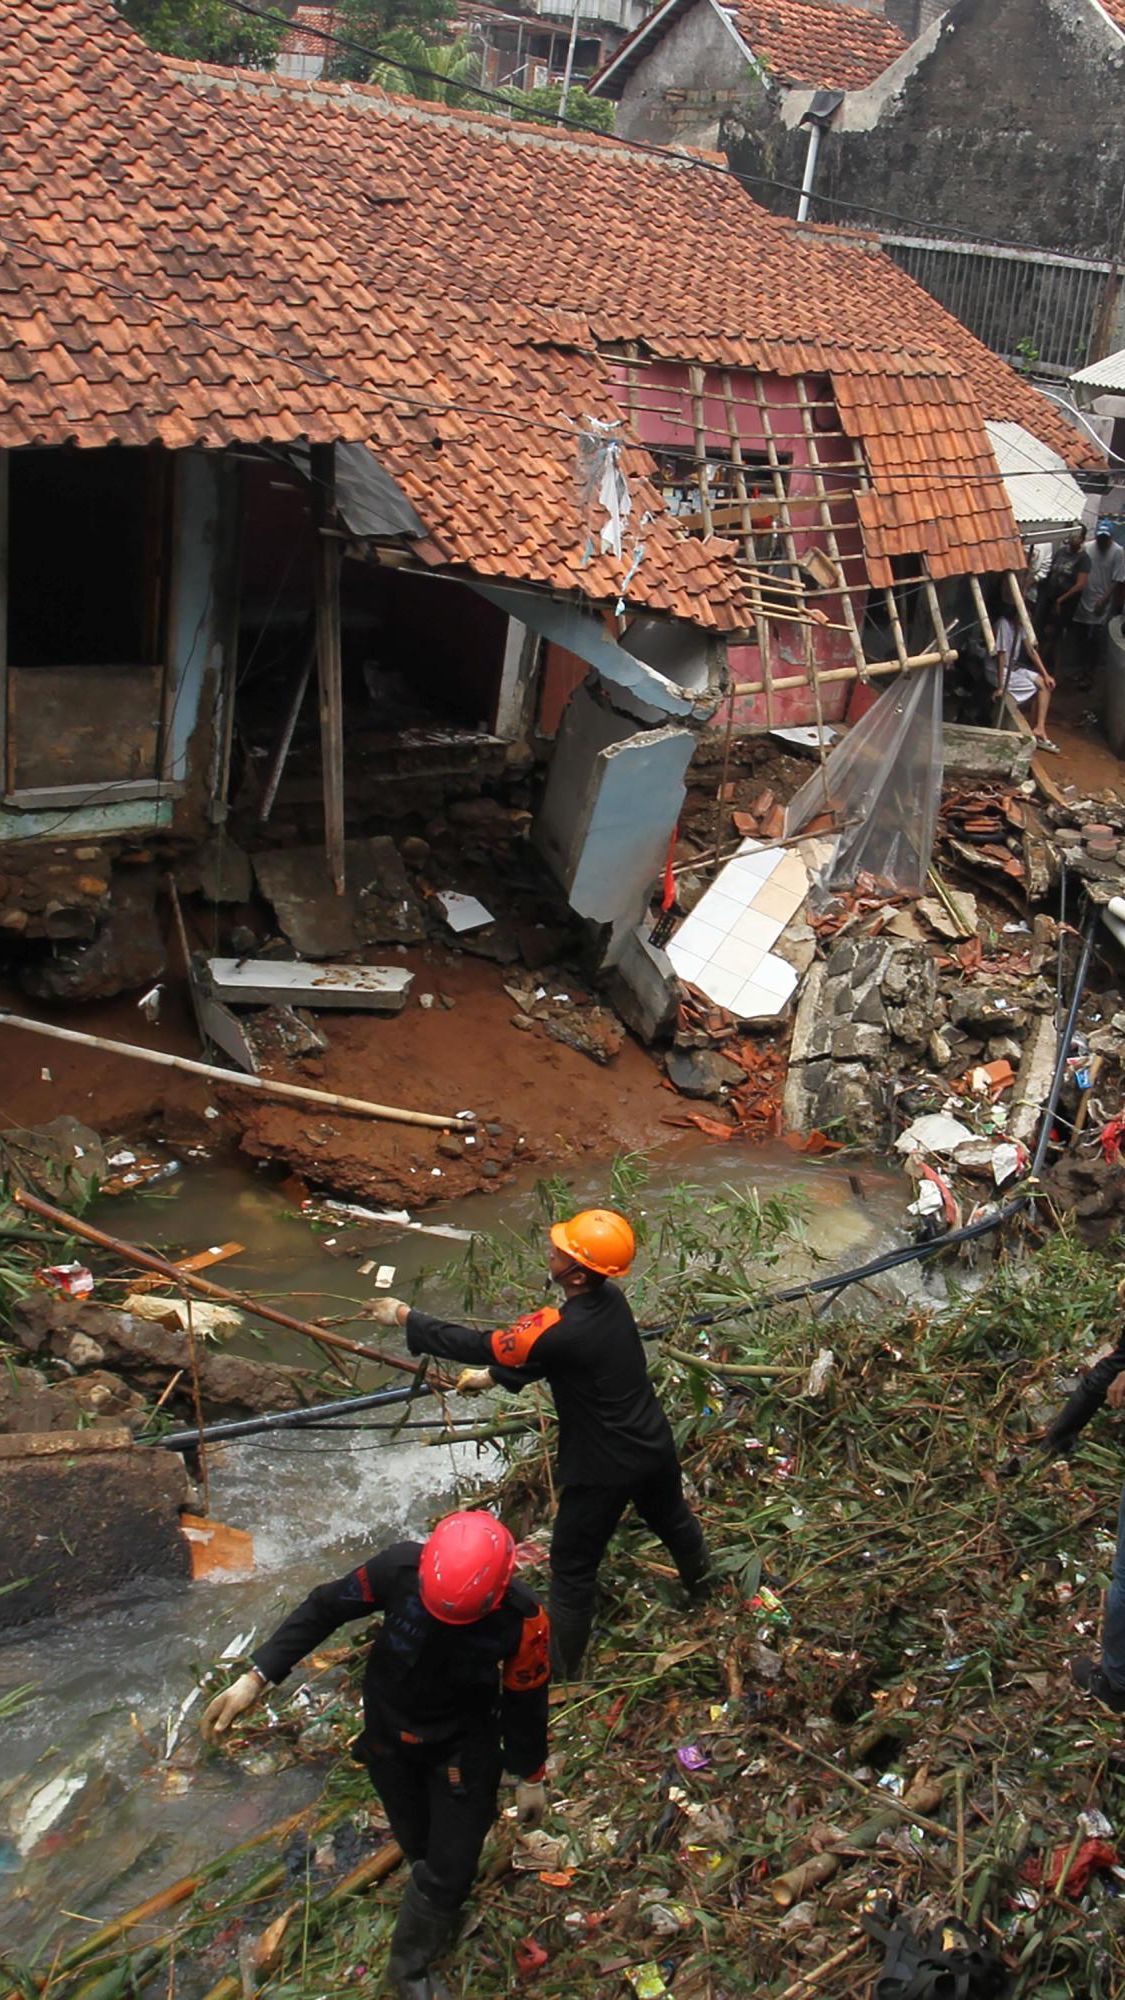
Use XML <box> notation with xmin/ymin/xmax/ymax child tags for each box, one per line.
<box><xmin>784</xmin><ymin>663</ymin><xmax>944</xmax><ymax>897</ymax></box>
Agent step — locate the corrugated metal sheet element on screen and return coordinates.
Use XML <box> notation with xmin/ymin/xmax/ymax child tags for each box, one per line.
<box><xmin>984</xmin><ymin>421</ymin><xmax>1087</xmax><ymax>534</ymax></box>
<box><xmin>1070</xmin><ymin>348</ymin><xmax>1125</xmax><ymax>395</ymax></box>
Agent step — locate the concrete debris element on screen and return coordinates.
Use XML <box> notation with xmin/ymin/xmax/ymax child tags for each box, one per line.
<box><xmin>178</xmin><ymin>833</ymin><xmax>254</xmax><ymax>905</ymax></box>
<box><xmin>254</xmin><ymin>839</ymin><xmax>426</xmax><ymax>958</ymax></box>
<box><xmin>10</xmin><ymin>1296</ymin><xmax>316</xmax><ymax>1421</ymax></box>
<box><xmin>0</xmin><ymin>1430</ymin><xmax>191</xmax><ymax>1629</ymax></box>
<box><xmin>663</xmin><ymin>1047</ymin><xmax>745</xmax><ymax>1099</ymax></box>
<box><xmin>18</xmin><ymin>865</ymin><xmax>165</xmax><ymax>1003</ymax></box>
<box><xmin>503</xmin><ymin>980</ymin><xmax>625</xmax><ymax>1065</ymax></box>
<box><xmin>208</xmin><ymin>957</ymin><xmax>413</xmax><ymax>1012</ymax></box>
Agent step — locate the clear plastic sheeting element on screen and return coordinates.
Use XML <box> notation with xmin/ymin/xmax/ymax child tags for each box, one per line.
<box><xmin>784</xmin><ymin>663</ymin><xmax>945</xmax><ymax>897</ymax></box>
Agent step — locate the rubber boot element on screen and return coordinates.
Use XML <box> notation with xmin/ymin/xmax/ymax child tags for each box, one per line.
<box><xmin>386</xmin><ymin>1875</ymin><xmax>457</xmax><ymax>2000</ymax></box>
<box><xmin>548</xmin><ymin>1597</ymin><xmax>593</xmax><ymax>1680</ymax></box>
<box><xmin>678</xmin><ymin>1544</ymin><xmax>713</xmax><ymax>1605</ymax></box>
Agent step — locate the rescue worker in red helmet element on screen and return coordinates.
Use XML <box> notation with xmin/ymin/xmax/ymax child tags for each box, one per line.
<box><xmin>200</xmin><ymin>1511</ymin><xmax>548</xmax><ymax>1999</ymax></box>
<box><xmin>371</xmin><ymin>1209</ymin><xmax>709</xmax><ymax>1680</ymax></box>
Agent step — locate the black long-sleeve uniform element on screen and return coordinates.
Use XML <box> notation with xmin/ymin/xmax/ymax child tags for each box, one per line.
<box><xmin>407</xmin><ymin>1282</ymin><xmax>673</xmax><ymax>1485</ymax></box>
<box><xmin>407</xmin><ymin>1287</ymin><xmax>708</xmax><ymax>1632</ymax></box>
<box><xmin>252</xmin><ymin>1541</ymin><xmax>548</xmax><ymax>1779</ymax></box>
<box><xmin>1045</xmin><ymin>1336</ymin><xmax>1125</xmax><ymax>1454</ymax></box>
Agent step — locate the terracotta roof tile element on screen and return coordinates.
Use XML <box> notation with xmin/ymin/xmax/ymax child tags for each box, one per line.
<box><xmin>0</xmin><ymin>0</ymin><xmax>1099</xmax><ymax>629</ymax></box>
<box><xmin>1098</xmin><ymin>0</ymin><xmax>1125</xmax><ymax>32</ymax></box>
<box><xmin>728</xmin><ymin>0</ymin><xmax>907</xmax><ymax>88</ymax></box>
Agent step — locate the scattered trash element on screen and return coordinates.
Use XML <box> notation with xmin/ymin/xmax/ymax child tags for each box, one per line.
<box><xmin>623</xmin><ymin>1964</ymin><xmax>670</xmax><ymax>1999</ymax></box>
<box><xmin>675</xmin><ymin>1744</ymin><xmax>710</xmax><ymax>1772</ymax></box>
<box><xmin>514</xmin><ymin>1937</ymin><xmax>549</xmax><ymax>1978</ymax></box>
<box><xmin>34</xmin><ymin>1262</ymin><xmax>94</xmax><ymax>1298</ymax></box>
<box><xmin>137</xmin><ymin>982</ymin><xmax>163</xmax><ymax>1023</ymax></box>
<box><xmin>436</xmin><ymin>891</ymin><xmax>495</xmax><ymax>934</ymax></box>
<box><xmin>804</xmin><ymin>1347</ymin><xmax>835</xmax><ymax>1397</ymax></box>
<box><xmin>895</xmin><ymin>1113</ymin><xmax>975</xmax><ymax>1157</ymax></box>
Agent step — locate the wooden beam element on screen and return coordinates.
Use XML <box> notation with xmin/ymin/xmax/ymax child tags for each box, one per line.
<box><xmin>311</xmin><ymin>442</ymin><xmax>346</xmax><ymax>896</ymax></box>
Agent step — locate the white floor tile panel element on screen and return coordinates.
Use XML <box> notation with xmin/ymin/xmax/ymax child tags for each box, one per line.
<box><xmin>668</xmin><ymin>838</ymin><xmax>809</xmax><ymax>1020</ymax></box>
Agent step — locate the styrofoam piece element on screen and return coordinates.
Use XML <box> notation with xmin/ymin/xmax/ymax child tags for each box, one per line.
<box><xmin>667</xmin><ymin>838</ymin><xmax>808</xmax><ymax>1019</ymax></box>
<box><xmin>436</xmin><ymin>890</ymin><xmax>495</xmax><ymax>933</ymax></box>
<box><xmin>208</xmin><ymin>958</ymin><xmax>412</xmax><ymax>1011</ymax></box>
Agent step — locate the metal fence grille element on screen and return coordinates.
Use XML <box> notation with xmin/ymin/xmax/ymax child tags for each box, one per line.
<box><xmin>880</xmin><ymin>233</ymin><xmax>1121</xmax><ymax>376</ymax></box>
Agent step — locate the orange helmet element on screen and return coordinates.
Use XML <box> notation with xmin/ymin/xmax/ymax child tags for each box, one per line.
<box><xmin>549</xmin><ymin>1208</ymin><xmax>635</xmax><ymax>1277</ymax></box>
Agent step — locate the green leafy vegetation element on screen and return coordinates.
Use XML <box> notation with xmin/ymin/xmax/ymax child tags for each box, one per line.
<box><xmin>10</xmin><ymin>1203</ymin><xmax>1125</xmax><ymax>1996</ymax></box>
<box><xmin>114</xmin><ymin>0</ymin><xmax>284</xmax><ymax>66</ymax></box>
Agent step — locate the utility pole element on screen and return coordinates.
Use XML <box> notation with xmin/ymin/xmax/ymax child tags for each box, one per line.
<box><xmin>556</xmin><ymin>0</ymin><xmax>581</xmax><ymax>123</ymax></box>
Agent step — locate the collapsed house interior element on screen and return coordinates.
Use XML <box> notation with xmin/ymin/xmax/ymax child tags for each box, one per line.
<box><xmin>0</xmin><ymin>0</ymin><xmax>1109</xmax><ymax>1025</ymax></box>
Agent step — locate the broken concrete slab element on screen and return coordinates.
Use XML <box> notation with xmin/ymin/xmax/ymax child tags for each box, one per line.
<box><xmin>1010</xmin><ymin>1012</ymin><xmax>1058</xmax><ymax>1147</ymax></box>
<box><xmin>208</xmin><ymin>957</ymin><xmax>413</xmax><ymax>1012</ymax></box>
<box><xmin>178</xmin><ymin>833</ymin><xmax>254</xmax><ymax>905</ymax></box>
<box><xmin>942</xmin><ymin>723</ymin><xmax>1034</xmax><ymax>781</ymax></box>
<box><xmin>667</xmin><ymin>841</ymin><xmax>809</xmax><ymax>1018</ymax></box>
<box><xmin>535</xmin><ymin>687</ymin><xmax>694</xmax><ymax>951</ymax></box>
<box><xmin>665</xmin><ymin>1047</ymin><xmax>744</xmax><ymax>1098</ymax></box>
<box><xmin>253</xmin><ymin>839</ymin><xmax>426</xmax><ymax>958</ymax></box>
<box><xmin>608</xmin><ymin>924</ymin><xmax>681</xmax><ymax>1044</ymax></box>
<box><xmin>0</xmin><ymin>1431</ymin><xmax>191</xmax><ymax>1629</ymax></box>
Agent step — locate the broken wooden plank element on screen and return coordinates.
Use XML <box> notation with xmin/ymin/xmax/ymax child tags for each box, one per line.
<box><xmin>207</xmin><ymin>958</ymin><xmax>413</xmax><ymax>1013</ymax></box>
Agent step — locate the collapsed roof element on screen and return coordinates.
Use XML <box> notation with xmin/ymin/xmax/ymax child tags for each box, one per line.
<box><xmin>0</xmin><ymin>0</ymin><xmax>1103</xmax><ymax>623</ymax></box>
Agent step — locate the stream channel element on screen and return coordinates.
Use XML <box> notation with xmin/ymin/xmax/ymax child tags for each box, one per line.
<box><xmin>1</xmin><ymin>1138</ymin><xmax>911</xmax><ymax>1960</ymax></box>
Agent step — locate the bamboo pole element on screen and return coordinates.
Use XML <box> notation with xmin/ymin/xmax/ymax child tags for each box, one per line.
<box><xmin>794</xmin><ymin>375</ymin><xmax>869</xmax><ymax>678</ymax></box>
<box><xmin>722</xmin><ymin>369</ymin><xmax>775</xmax><ymax>729</ymax></box>
<box><xmin>969</xmin><ymin>574</ymin><xmax>997</xmax><ymax>656</ymax></box>
<box><xmin>0</xmin><ymin>1012</ymin><xmax>464</xmax><ymax>1131</ymax></box>
<box><xmin>11</xmin><ymin>1188</ymin><xmax>424</xmax><ymax>1378</ymax></box>
<box><xmin>198</xmin><ymin>1840</ymin><xmax>403</xmax><ymax>2000</ymax></box>
<box><xmin>883</xmin><ymin>586</ymin><xmax>910</xmax><ymax>669</ymax></box>
<box><xmin>731</xmin><ymin>650</ymin><xmax>946</xmax><ymax>695</ymax></box>
<box><xmin>923</xmin><ymin>578</ymin><xmax>958</xmax><ymax>664</ymax></box>
<box><xmin>311</xmin><ymin>441</ymin><xmax>346</xmax><ymax>896</ymax></box>
<box><xmin>688</xmin><ymin>365</ymin><xmax>713</xmax><ymax>538</ymax></box>
<box><xmin>1007</xmin><ymin>570</ymin><xmax>1040</xmax><ymax>656</ymax></box>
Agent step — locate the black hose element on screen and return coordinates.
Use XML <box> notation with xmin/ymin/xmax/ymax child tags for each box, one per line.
<box><xmin>149</xmin><ymin>904</ymin><xmax>1099</xmax><ymax>1455</ymax></box>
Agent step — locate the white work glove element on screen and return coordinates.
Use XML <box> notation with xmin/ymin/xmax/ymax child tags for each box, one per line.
<box><xmin>455</xmin><ymin>1367</ymin><xmax>493</xmax><ymax>1394</ymax></box>
<box><xmin>366</xmin><ymin>1298</ymin><xmax>409</xmax><ymax>1328</ymax></box>
<box><xmin>200</xmin><ymin>1669</ymin><xmax>266</xmax><ymax>1743</ymax></box>
<box><xmin>515</xmin><ymin>1779</ymin><xmax>548</xmax><ymax>1828</ymax></box>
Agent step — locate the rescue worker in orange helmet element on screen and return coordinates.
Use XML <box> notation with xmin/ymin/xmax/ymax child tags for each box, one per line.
<box><xmin>200</xmin><ymin>1511</ymin><xmax>549</xmax><ymax>2000</ymax></box>
<box><xmin>370</xmin><ymin>1210</ymin><xmax>710</xmax><ymax>1679</ymax></box>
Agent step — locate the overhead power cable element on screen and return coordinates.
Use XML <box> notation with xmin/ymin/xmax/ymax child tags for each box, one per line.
<box><xmin>0</xmin><ymin>225</ymin><xmax>1099</xmax><ymax>493</ymax></box>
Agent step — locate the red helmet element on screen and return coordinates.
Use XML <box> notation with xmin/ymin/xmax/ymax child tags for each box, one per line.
<box><xmin>419</xmin><ymin>1511</ymin><xmax>516</xmax><ymax>1625</ymax></box>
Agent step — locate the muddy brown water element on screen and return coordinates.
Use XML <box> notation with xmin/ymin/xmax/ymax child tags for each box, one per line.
<box><xmin>0</xmin><ymin>1140</ymin><xmax>909</xmax><ymax>1959</ymax></box>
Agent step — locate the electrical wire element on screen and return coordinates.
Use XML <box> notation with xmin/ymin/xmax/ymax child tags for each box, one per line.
<box><xmin>0</xmin><ymin>224</ymin><xmax>1101</xmax><ymax>501</ymax></box>
<box><xmin>152</xmin><ymin>901</ymin><xmax>1099</xmax><ymax>1457</ymax></box>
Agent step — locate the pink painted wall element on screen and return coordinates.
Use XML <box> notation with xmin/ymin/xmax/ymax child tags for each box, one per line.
<box><xmin>611</xmin><ymin>361</ymin><xmax>866</xmax><ymax>732</ymax></box>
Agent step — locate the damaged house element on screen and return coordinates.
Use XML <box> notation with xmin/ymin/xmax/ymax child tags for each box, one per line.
<box><xmin>0</xmin><ymin>0</ymin><xmax>1102</xmax><ymax>1030</ymax></box>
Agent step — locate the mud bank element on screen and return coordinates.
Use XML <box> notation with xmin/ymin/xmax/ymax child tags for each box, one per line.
<box><xmin>0</xmin><ymin>949</ymin><xmax>676</xmax><ymax>1209</ymax></box>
